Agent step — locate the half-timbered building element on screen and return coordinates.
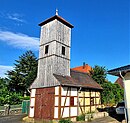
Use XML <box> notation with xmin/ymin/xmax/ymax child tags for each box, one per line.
<box><xmin>29</xmin><ymin>12</ymin><xmax>102</xmax><ymax>120</ymax></box>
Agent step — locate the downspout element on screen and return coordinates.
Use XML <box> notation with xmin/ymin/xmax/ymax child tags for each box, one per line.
<box><xmin>119</xmin><ymin>71</ymin><xmax>128</xmax><ymax>123</ymax></box>
<box><xmin>119</xmin><ymin>71</ymin><xmax>125</xmax><ymax>80</ymax></box>
<box><xmin>27</xmin><ymin>88</ymin><xmax>31</xmax><ymax>93</ymax></box>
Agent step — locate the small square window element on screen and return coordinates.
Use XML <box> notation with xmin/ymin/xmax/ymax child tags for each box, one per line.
<box><xmin>62</xmin><ymin>46</ymin><xmax>65</xmax><ymax>55</ymax></box>
<box><xmin>70</xmin><ymin>97</ymin><xmax>74</xmax><ymax>106</ymax></box>
<box><xmin>45</xmin><ymin>45</ymin><xmax>49</xmax><ymax>54</ymax></box>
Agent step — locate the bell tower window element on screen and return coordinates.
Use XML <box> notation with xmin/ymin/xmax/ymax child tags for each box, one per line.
<box><xmin>45</xmin><ymin>45</ymin><xmax>49</xmax><ymax>54</ymax></box>
<box><xmin>62</xmin><ymin>46</ymin><xmax>65</xmax><ymax>55</ymax></box>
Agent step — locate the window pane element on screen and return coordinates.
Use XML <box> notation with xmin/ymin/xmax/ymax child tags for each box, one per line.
<box><xmin>45</xmin><ymin>45</ymin><xmax>49</xmax><ymax>54</ymax></box>
<box><xmin>62</xmin><ymin>46</ymin><xmax>65</xmax><ymax>55</ymax></box>
<box><xmin>70</xmin><ymin>97</ymin><xmax>74</xmax><ymax>106</ymax></box>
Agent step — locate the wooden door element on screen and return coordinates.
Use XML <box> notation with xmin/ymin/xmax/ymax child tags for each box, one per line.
<box><xmin>34</xmin><ymin>93</ymin><xmax>42</xmax><ymax>119</ymax></box>
<box><xmin>34</xmin><ymin>88</ymin><xmax>55</xmax><ymax>120</ymax></box>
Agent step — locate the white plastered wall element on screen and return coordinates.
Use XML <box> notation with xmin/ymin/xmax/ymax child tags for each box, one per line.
<box><xmin>61</xmin><ymin>87</ymin><xmax>78</xmax><ymax>117</ymax></box>
<box><xmin>54</xmin><ymin>86</ymin><xmax>78</xmax><ymax>119</ymax></box>
<box><xmin>70</xmin><ymin>87</ymin><xmax>78</xmax><ymax>117</ymax></box>
<box><xmin>124</xmin><ymin>72</ymin><xmax>130</xmax><ymax>122</ymax></box>
<box><xmin>54</xmin><ymin>86</ymin><xmax>59</xmax><ymax>119</ymax></box>
<box><xmin>29</xmin><ymin>89</ymin><xmax>36</xmax><ymax>118</ymax></box>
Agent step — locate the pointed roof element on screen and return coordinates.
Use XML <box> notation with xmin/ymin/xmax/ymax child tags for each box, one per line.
<box><xmin>39</xmin><ymin>15</ymin><xmax>74</xmax><ymax>28</ymax></box>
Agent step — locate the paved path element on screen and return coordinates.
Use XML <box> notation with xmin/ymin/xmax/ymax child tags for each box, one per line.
<box><xmin>87</xmin><ymin>116</ymin><xmax>121</xmax><ymax>123</ymax></box>
<box><xmin>0</xmin><ymin>114</ymin><xmax>125</xmax><ymax>123</ymax></box>
<box><xmin>0</xmin><ymin>114</ymin><xmax>27</xmax><ymax>123</ymax></box>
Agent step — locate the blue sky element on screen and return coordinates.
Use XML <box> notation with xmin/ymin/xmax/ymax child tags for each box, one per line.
<box><xmin>0</xmin><ymin>0</ymin><xmax>129</xmax><ymax>82</ymax></box>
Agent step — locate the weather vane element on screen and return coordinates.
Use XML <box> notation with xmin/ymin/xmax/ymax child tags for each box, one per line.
<box><xmin>56</xmin><ymin>9</ymin><xmax>58</xmax><ymax>15</ymax></box>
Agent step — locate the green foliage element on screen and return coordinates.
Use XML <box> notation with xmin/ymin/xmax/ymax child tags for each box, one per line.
<box><xmin>89</xmin><ymin>65</ymin><xmax>106</xmax><ymax>85</ymax></box>
<box><xmin>101</xmin><ymin>82</ymin><xmax>114</xmax><ymax>105</ymax></box>
<box><xmin>76</xmin><ymin>114</ymin><xmax>85</xmax><ymax>121</ymax></box>
<box><xmin>112</xmin><ymin>83</ymin><xmax>124</xmax><ymax>104</ymax></box>
<box><xmin>0</xmin><ymin>97</ymin><xmax>5</xmax><ymax>105</ymax></box>
<box><xmin>8</xmin><ymin>93</ymin><xmax>23</xmax><ymax>105</ymax></box>
<box><xmin>101</xmin><ymin>81</ymin><xmax>124</xmax><ymax>105</ymax></box>
<box><xmin>10</xmin><ymin>104</ymin><xmax>22</xmax><ymax>109</ymax></box>
<box><xmin>0</xmin><ymin>51</ymin><xmax>37</xmax><ymax>105</ymax></box>
<box><xmin>6</xmin><ymin>50</ymin><xmax>37</xmax><ymax>95</ymax></box>
<box><xmin>0</xmin><ymin>78</ymin><xmax>10</xmax><ymax>105</ymax></box>
<box><xmin>90</xmin><ymin>65</ymin><xmax>124</xmax><ymax>106</ymax></box>
<box><xmin>59</xmin><ymin>119</ymin><xmax>72</xmax><ymax>123</ymax></box>
<box><xmin>22</xmin><ymin>96</ymin><xmax>30</xmax><ymax>100</ymax></box>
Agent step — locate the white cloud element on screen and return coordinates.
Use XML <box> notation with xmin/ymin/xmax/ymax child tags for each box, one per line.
<box><xmin>0</xmin><ymin>30</ymin><xmax>39</xmax><ymax>50</ymax></box>
<box><xmin>0</xmin><ymin>12</ymin><xmax>26</xmax><ymax>23</ymax></box>
<box><xmin>0</xmin><ymin>65</ymin><xmax>14</xmax><ymax>78</ymax></box>
<box><xmin>7</xmin><ymin>13</ymin><xmax>25</xmax><ymax>23</ymax></box>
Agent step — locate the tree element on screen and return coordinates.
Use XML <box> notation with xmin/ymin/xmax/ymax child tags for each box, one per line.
<box><xmin>113</xmin><ymin>83</ymin><xmax>124</xmax><ymax>104</ymax></box>
<box><xmin>89</xmin><ymin>65</ymin><xmax>106</xmax><ymax>85</ymax></box>
<box><xmin>0</xmin><ymin>78</ymin><xmax>9</xmax><ymax>105</ymax></box>
<box><xmin>101</xmin><ymin>81</ymin><xmax>115</xmax><ymax>105</ymax></box>
<box><xmin>6</xmin><ymin>50</ymin><xmax>37</xmax><ymax>95</ymax></box>
<box><xmin>89</xmin><ymin>65</ymin><xmax>124</xmax><ymax>105</ymax></box>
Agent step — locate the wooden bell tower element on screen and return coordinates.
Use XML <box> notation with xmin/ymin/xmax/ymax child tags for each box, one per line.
<box><xmin>36</xmin><ymin>11</ymin><xmax>74</xmax><ymax>87</ymax></box>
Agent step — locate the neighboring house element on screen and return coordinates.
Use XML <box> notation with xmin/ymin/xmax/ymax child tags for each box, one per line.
<box><xmin>71</xmin><ymin>63</ymin><xmax>92</xmax><ymax>73</ymax></box>
<box><xmin>115</xmin><ymin>77</ymin><xmax>124</xmax><ymax>88</ymax></box>
<box><xmin>29</xmin><ymin>12</ymin><xmax>102</xmax><ymax>120</ymax></box>
<box><xmin>108</xmin><ymin>65</ymin><xmax>130</xmax><ymax>123</ymax></box>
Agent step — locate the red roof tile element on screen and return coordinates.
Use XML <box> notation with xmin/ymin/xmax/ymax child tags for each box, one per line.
<box><xmin>71</xmin><ymin>64</ymin><xmax>92</xmax><ymax>73</ymax></box>
<box><xmin>115</xmin><ymin>77</ymin><xmax>124</xmax><ymax>88</ymax></box>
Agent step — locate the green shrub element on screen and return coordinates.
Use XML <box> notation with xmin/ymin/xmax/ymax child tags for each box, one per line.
<box><xmin>76</xmin><ymin>114</ymin><xmax>85</xmax><ymax>121</ymax></box>
<box><xmin>0</xmin><ymin>97</ymin><xmax>5</xmax><ymax>106</ymax></box>
<box><xmin>59</xmin><ymin>118</ymin><xmax>72</xmax><ymax>123</ymax></box>
<box><xmin>10</xmin><ymin>104</ymin><xmax>22</xmax><ymax>109</ymax></box>
<box><xmin>22</xmin><ymin>96</ymin><xmax>30</xmax><ymax>100</ymax></box>
<box><xmin>8</xmin><ymin>93</ymin><xmax>23</xmax><ymax>105</ymax></box>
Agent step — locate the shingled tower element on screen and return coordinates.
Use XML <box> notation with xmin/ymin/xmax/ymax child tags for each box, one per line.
<box><xmin>31</xmin><ymin>11</ymin><xmax>73</xmax><ymax>88</ymax></box>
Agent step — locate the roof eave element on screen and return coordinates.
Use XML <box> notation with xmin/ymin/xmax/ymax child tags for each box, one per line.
<box><xmin>39</xmin><ymin>15</ymin><xmax>74</xmax><ymax>28</ymax></box>
<box><xmin>61</xmin><ymin>83</ymin><xmax>103</xmax><ymax>90</ymax></box>
<box><xmin>108</xmin><ymin>65</ymin><xmax>130</xmax><ymax>76</ymax></box>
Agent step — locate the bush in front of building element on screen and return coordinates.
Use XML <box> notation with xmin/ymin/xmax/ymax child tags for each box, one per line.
<box><xmin>76</xmin><ymin>114</ymin><xmax>85</xmax><ymax>121</ymax></box>
<box><xmin>59</xmin><ymin>118</ymin><xmax>72</xmax><ymax>123</ymax></box>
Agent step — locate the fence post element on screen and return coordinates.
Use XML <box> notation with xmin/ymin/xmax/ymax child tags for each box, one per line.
<box><xmin>4</xmin><ymin>104</ymin><xmax>10</xmax><ymax>116</ymax></box>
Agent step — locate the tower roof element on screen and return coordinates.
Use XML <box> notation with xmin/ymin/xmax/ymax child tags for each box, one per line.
<box><xmin>39</xmin><ymin>15</ymin><xmax>74</xmax><ymax>28</ymax></box>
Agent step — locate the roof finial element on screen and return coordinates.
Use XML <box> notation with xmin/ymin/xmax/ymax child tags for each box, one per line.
<box><xmin>56</xmin><ymin>9</ymin><xmax>58</xmax><ymax>15</ymax></box>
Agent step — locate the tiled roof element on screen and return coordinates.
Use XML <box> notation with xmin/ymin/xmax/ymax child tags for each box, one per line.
<box><xmin>71</xmin><ymin>64</ymin><xmax>92</xmax><ymax>73</ymax></box>
<box><xmin>39</xmin><ymin>15</ymin><xmax>74</xmax><ymax>28</ymax></box>
<box><xmin>115</xmin><ymin>78</ymin><xmax>124</xmax><ymax>88</ymax></box>
<box><xmin>54</xmin><ymin>70</ymin><xmax>103</xmax><ymax>90</ymax></box>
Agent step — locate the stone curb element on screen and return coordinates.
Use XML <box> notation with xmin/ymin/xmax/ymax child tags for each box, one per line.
<box><xmin>23</xmin><ymin>116</ymin><xmax>35</xmax><ymax>123</ymax></box>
